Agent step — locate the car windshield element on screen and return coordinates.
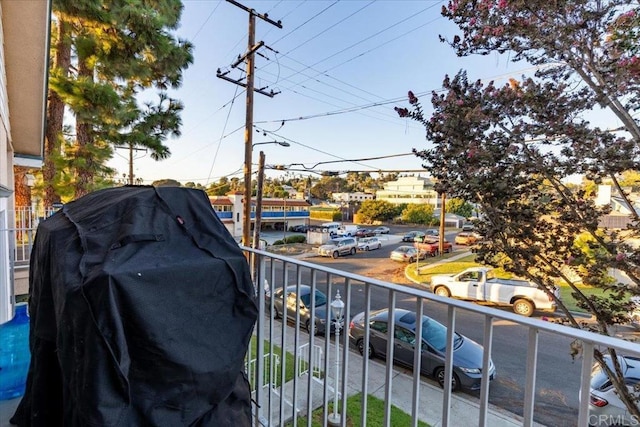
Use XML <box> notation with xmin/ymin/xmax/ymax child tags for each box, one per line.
<box><xmin>299</xmin><ymin>290</ymin><xmax>327</xmax><ymax>307</ymax></box>
<box><xmin>326</xmin><ymin>240</ymin><xmax>339</xmax><ymax>245</ymax></box>
<box><xmin>421</xmin><ymin>318</ymin><xmax>462</xmax><ymax>352</ymax></box>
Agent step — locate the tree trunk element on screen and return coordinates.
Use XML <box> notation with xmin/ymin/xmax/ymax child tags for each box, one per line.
<box><xmin>13</xmin><ymin>167</ymin><xmax>31</xmax><ymax>208</ymax></box>
<box><xmin>43</xmin><ymin>18</ymin><xmax>70</xmax><ymax>208</ymax></box>
<box><xmin>74</xmin><ymin>55</ymin><xmax>95</xmax><ymax>199</ymax></box>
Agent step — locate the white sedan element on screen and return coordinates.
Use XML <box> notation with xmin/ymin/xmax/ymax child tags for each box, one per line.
<box><xmin>357</xmin><ymin>237</ymin><xmax>382</xmax><ymax>251</ymax></box>
<box><xmin>373</xmin><ymin>226</ymin><xmax>390</xmax><ymax>234</ymax></box>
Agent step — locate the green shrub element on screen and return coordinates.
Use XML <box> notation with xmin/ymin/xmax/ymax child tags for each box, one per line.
<box><xmin>273</xmin><ymin>239</ymin><xmax>285</xmax><ymax>245</ymax></box>
<box><xmin>284</xmin><ymin>235</ymin><xmax>306</xmax><ymax>244</ymax></box>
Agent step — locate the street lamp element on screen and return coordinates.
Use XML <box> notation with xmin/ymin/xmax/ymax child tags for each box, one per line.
<box><xmin>328</xmin><ymin>290</ymin><xmax>345</xmax><ymax>426</ymax></box>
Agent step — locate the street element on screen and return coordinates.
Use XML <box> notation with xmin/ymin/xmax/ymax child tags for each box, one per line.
<box><xmin>261</xmin><ymin>225</ymin><xmax>589</xmax><ymax>426</ymax></box>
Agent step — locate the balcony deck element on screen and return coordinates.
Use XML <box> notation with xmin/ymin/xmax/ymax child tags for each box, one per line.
<box><xmin>3</xmin><ymin>246</ymin><xmax>640</xmax><ymax>426</ymax></box>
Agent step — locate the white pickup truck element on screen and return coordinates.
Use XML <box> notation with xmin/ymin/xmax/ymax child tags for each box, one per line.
<box><xmin>429</xmin><ymin>267</ymin><xmax>558</xmax><ymax>317</ymax></box>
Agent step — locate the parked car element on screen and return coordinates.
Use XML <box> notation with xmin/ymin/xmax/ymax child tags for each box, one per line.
<box><xmin>373</xmin><ymin>226</ymin><xmax>390</xmax><ymax>234</ymax></box>
<box><xmin>348</xmin><ymin>308</ymin><xmax>496</xmax><ymax>391</ymax></box>
<box><xmin>454</xmin><ymin>232</ymin><xmax>480</xmax><ymax>245</ymax></box>
<box><xmin>289</xmin><ymin>224</ymin><xmax>308</xmax><ymax>233</ymax></box>
<box><xmin>402</xmin><ymin>231</ymin><xmax>424</xmax><ymax>242</ymax></box>
<box><xmin>462</xmin><ymin>223</ymin><xmax>475</xmax><ymax>232</ymax></box>
<box><xmin>317</xmin><ymin>237</ymin><xmax>358</xmax><ymax>259</ymax></box>
<box><xmin>355</xmin><ymin>228</ymin><xmax>376</xmax><ymax>238</ymax></box>
<box><xmin>414</xmin><ymin>237</ymin><xmax>453</xmax><ymax>256</ymax></box>
<box><xmin>267</xmin><ymin>285</ymin><xmax>338</xmax><ymax>335</ymax></box>
<box><xmin>336</xmin><ymin>225</ymin><xmax>359</xmax><ymax>237</ymax></box>
<box><xmin>588</xmin><ymin>354</ymin><xmax>640</xmax><ymax>426</ymax></box>
<box><xmin>390</xmin><ymin>245</ymin><xmax>426</xmax><ymax>263</ymax></box>
<box><xmin>357</xmin><ymin>236</ymin><xmax>382</xmax><ymax>251</ymax></box>
<box><xmin>429</xmin><ymin>267</ymin><xmax>558</xmax><ymax>317</ymax></box>
<box><xmin>424</xmin><ymin>229</ymin><xmax>439</xmax><ymax>237</ymax></box>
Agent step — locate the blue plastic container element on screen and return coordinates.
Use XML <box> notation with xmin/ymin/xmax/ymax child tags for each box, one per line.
<box><xmin>0</xmin><ymin>302</ymin><xmax>31</xmax><ymax>400</ymax></box>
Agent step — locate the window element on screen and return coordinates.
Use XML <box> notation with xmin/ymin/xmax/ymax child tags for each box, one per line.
<box><xmin>395</xmin><ymin>327</ymin><xmax>415</xmax><ymax>345</ymax></box>
<box><xmin>370</xmin><ymin>321</ymin><xmax>387</xmax><ymax>333</ymax></box>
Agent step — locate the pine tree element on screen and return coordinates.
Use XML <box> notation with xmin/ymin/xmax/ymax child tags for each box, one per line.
<box><xmin>43</xmin><ymin>0</ymin><xmax>193</xmax><ymax>202</ymax></box>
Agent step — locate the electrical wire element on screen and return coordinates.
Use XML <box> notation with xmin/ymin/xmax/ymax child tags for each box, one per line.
<box><xmin>206</xmin><ymin>83</ymin><xmax>241</xmax><ymax>185</ymax></box>
<box><xmin>270</xmin><ymin>1</ymin><xmax>340</xmax><ymax>45</ymax></box>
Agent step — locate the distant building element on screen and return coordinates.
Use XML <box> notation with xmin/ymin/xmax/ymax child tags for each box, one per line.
<box><xmin>375</xmin><ymin>176</ymin><xmax>440</xmax><ymax>207</ymax></box>
<box><xmin>282</xmin><ymin>185</ymin><xmax>307</xmax><ymax>200</ymax></box>
<box><xmin>209</xmin><ymin>194</ymin><xmax>311</xmax><ymax>239</ymax></box>
<box><xmin>594</xmin><ymin>184</ymin><xmax>640</xmax><ymax>229</ymax></box>
<box><xmin>332</xmin><ymin>192</ymin><xmax>374</xmax><ymax>203</ymax></box>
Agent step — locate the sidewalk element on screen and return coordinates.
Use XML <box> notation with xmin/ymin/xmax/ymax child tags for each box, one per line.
<box><xmin>259</xmin><ymin>318</ymin><xmax>540</xmax><ymax>427</ymax></box>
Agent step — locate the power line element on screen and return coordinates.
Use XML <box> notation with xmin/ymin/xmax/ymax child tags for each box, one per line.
<box><xmin>270</xmin><ymin>0</ymin><xmax>340</xmax><ymax>45</ymax></box>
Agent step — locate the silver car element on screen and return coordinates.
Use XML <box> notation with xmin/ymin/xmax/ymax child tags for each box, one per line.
<box><xmin>348</xmin><ymin>308</ymin><xmax>496</xmax><ymax>391</ymax></box>
<box><xmin>317</xmin><ymin>237</ymin><xmax>357</xmax><ymax>258</ymax></box>
<box><xmin>588</xmin><ymin>354</ymin><xmax>640</xmax><ymax>426</ymax></box>
<box><xmin>357</xmin><ymin>236</ymin><xmax>382</xmax><ymax>251</ymax></box>
<box><xmin>266</xmin><ymin>285</ymin><xmax>338</xmax><ymax>335</ymax></box>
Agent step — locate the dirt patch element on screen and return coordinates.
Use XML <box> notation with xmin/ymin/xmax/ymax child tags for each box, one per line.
<box><xmin>360</xmin><ymin>263</ymin><xmax>411</xmax><ymax>285</ymax></box>
<box><xmin>266</xmin><ymin>243</ymin><xmax>316</xmax><ymax>256</ymax></box>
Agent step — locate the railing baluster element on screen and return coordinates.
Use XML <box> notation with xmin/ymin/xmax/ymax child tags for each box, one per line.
<box><xmin>279</xmin><ymin>261</ymin><xmax>289</xmax><ymax>425</ymax></box>
<box><xmin>305</xmin><ymin>269</ymin><xmax>318</xmax><ymax>427</ymax></box>
<box><xmin>479</xmin><ymin>314</ymin><xmax>494</xmax><ymax>427</ymax></box>
<box><xmin>411</xmin><ymin>297</ymin><xmax>424</xmax><ymax>427</ymax></box>
<box><xmin>442</xmin><ymin>305</ymin><xmax>456</xmax><ymax>427</ymax></box>
<box><xmin>578</xmin><ymin>341</ymin><xmax>595</xmax><ymax>427</ymax></box>
<box><xmin>384</xmin><ymin>290</ymin><xmax>396</xmax><ymax>427</ymax></box>
<box><xmin>339</xmin><ymin>278</ymin><xmax>352</xmax><ymax>427</ymax></box>
<box><xmin>523</xmin><ymin>327</ymin><xmax>539</xmax><ymax>427</ymax></box>
<box><xmin>360</xmin><ymin>283</ymin><xmax>371</xmax><ymax>427</ymax></box>
<box><xmin>254</xmin><ymin>254</ymin><xmax>266</xmax><ymax>426</ymax></box>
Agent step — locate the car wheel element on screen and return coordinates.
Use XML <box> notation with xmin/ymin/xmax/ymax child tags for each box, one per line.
<box><xmin>377</xmin><ymin>244</ymin><xmax>381</xmax><ymax>250</ymax></box>
<box><xmin>365</xmin><ymin>246</ymin><xmax>370</xmax><ymax>251</ymax></box>
<box><xmin>432</xmin><ymin>250</ymin><xmax>438</xmax><ymax>257</ymax></box>
<box><xmin>435</xmin><ymin>367</ymin><xmax>460</xmax><ymax>391</ymax></box>
<box><xmin>357</xmin><ymin>339</ymin><xmax>375</xmax><ymax>359</ymax></box>
<box><xmin>409</xmin><ymin>257</ymin><xmax>415</xmax><ymax>263</ymax></box>
<box><xmin>273</xmin><ymin>305</ymin><xmax>281</xmax><ymax>319</ymax></box>
<box><xmin>306</xmin><ymin>319</ymin><xmax>318</xmax><ymax>336</ymax></box>
<box><xmin>350</xmin><ymin>247</ymin><xmax>356</xmax><ymax>255</ymax></box>
<box><xmin>332</xmin><ymin>251</ymin><xmax>339</xmax><ymax>259</ymax></box>
<box><xmin>434</xmin><ymin>286</ymin><xmax>451</xmax><ymax>297</ymax></box>
<box><xmin>513</xmin><ymin>299</ymin><xmax>534</xmax><ymax>317</ymax></box>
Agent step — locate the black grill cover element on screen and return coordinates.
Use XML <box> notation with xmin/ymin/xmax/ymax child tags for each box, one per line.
<box><xmin>11</xmin><ymin>186</ymin><xmax>258</xmax><ymax>426</ymax></box>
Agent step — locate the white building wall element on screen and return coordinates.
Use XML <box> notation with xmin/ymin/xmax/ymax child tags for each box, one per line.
<box><xmin>0</xmin><ymin>7</ymin><xmax>12</xmax><ymax>323</ymax></box>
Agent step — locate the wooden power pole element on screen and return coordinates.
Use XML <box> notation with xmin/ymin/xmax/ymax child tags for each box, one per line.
<box><xmin>219</xmin><ymin>0</ymin><xmax>282</xmax><ymax>248</ymax></box>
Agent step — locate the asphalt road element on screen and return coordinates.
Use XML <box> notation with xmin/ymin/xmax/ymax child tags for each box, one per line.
<box><xmin>262</xmin><ymin>224</ymin><xmax>584</xmax><ymax>427</ymax></box>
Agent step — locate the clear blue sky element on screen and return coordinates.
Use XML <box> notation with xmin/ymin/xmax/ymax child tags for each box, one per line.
<box><xmin>108</xmin><ymin>0</ymin><xmax>538</xmax><ymax>185</ymax></box>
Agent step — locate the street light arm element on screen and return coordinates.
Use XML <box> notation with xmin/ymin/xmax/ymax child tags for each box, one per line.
<box><xmin>252</xmin><ymin>141</ymin><xmax>290</xmax><ymax>148</ymax></box>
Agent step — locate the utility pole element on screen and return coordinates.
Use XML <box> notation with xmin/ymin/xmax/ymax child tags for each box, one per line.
<box><xmin>219</xmin><ymin>0</ymin><xmax>282</xmax><ymax>248</ymax></box>
<box><xmin>251</xmin><ymin>151</ymin><xmax>266</xmax><ymax>280</ymax></box>
<box><xmin>115</xmin><ymin>144</ymin><xmax>147</xmax><ymax>185</ymax></box>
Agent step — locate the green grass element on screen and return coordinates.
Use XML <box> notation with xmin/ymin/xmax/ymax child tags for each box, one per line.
<box><xmin>289</xmin><ymin>392</ymin><xmax>430</xmax><ymax>427</ymax></box>
<box><xmin>405</xmin><ymin>255</ymin><xmax>606</xmax><ymax>314</ymax></box>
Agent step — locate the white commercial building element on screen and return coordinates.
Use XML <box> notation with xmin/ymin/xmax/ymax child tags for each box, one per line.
<box><xmin>375</xmin><ymin>175</ymin><xmax>440</xmax><ymax>208</ymax></box>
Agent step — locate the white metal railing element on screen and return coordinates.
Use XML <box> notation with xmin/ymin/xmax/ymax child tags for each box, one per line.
<box><xmin>247</xmin><ymin>246</ymin><xmax>640</xmax><ymax>427</ymax></box>
<box><xmin>245</xmin><ymin>352</ymin><xmax>281</xmax><ymax>393</ymax></box>
<box><xmin>7</xmin><ymin>226</ymin><xmax>640</xmax><ymax>427</ymax></box>
<box><xmin>297</xmin><ymin>343</ymin><xmax>323</xmax><ymax>379</ymax></box>
<box><xmin>9</xmin><ymin>207</ymin><xmax>57</xmax><ymax>266</ymax></box>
